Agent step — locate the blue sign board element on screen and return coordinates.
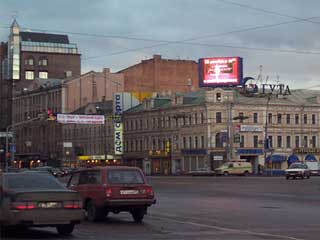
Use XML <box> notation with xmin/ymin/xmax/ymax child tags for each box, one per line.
<box><xmin>10</xmin><ymin>144</ymin><xmax>16</xmax><ymax>153</ymax></box>
<box><xmin>236</xmin><ymin>148</ymin><xmax>263</xmax><ymax>155</ymax></box>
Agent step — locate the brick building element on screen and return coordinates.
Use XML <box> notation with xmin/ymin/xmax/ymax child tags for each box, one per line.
<box><xmin>118</xmin><ymin>54</ymin><xmax>198</xmax><ymax>93</ymax></box>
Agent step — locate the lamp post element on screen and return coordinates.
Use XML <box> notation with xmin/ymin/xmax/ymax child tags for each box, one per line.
<box><xmin>264</xmin><ymin>94</ymin><xmax>272</xmax><ymax>176</ymax></box>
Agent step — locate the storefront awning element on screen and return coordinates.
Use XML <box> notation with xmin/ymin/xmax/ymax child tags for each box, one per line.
<box><xmin>287</xmin><ymin>154</ymin><xmax>299</xmax><ymax>166</ymax></box>
<box><xmin>305</xmin><ymin>154</ymin><xmax>317</xmax><ymax>162</ymax></box>
<box><xmin>265</xmin><ymin>155</ymin><xmax>286</xmax><ymax>163</ymax></box>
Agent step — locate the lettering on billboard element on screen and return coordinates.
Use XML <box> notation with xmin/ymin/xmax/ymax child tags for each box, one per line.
<box><xmin>113</xmin><ymin>93</ymin><xmax>123</xmax><ymax>155</ymax></box>
<box><xmin>57</xmin><ymin>114</ymin><xmax>105</xmax><ymax>124</ymax></box>
<box><xmin>198</xmin><ymin>57</ymin><xmax>243</xmax><ymax>87</ymax></box>
<box><xmin>243</xmin><ymin>77</ymin><xmax>291</xmax><ymax>96</ymax></box>
<box><xmin>240</xmin><ymin>125</ymin><xmax>264</xmax><ymax>132</ymax></box>
<box><xmin>114</xmin><ymin>123</ymin><xmax>123</xmax><ymax>155</ymax></box>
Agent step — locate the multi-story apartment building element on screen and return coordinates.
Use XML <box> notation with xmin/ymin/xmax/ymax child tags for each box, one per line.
<box><xmin>12</xmin><ymin>67</ymin><xmax>124</xmax><ymax>167</ymax></box>
<box><xmin>123</xmin><ymin>88</ymin><xmax>320</xmax><ymax>175</ymax></box>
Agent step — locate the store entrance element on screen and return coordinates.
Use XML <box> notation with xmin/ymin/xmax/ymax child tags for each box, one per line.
<box><xmin>240</xmin><ymin>155</ymin><xmax>259</xmax><ymax>174</ymax></box>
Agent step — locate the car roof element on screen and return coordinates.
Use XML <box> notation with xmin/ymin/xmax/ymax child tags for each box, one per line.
<box><xmin>74</xmin><ymin>166</ymin><xmax>142</xmax><ymax>172</ymax></box>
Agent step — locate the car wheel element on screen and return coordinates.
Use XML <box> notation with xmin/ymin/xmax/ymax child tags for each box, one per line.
<box><xmin>86</xmin><ymin>200</ymin><xmax>105</xmax><ymax>222</ymax></box>
<box><xmin>56</xmin><ymin>224</ymin><xmax>74</xmax><ymax>235</ymax></box>
<box><xmin>286</xmin><ymin>176</ymin><xmax>290</xmax><ymax>180</ymax></box>
<box><xmin>301</xmin><ymin>174</ymin><xmax>305</xmax><ymax>179</ymax></box>
<box><xmin>243</xmin><ymin>171</ymin><xmax>249</xmax><ymax>176</ymax></box>
<box><xmin>131</xmin><ymin>208</ymin><xmax>146</xmax><ymax>223</ymax></box>
<box><xmin>307</xmin><ymin>174</ymin><xmax>310</xmax><ymax>179</ymax></box>
<box><xmin>223</xmin><ymin>171</ymin><xmax>229</xmax><ymax>176</ymax></box>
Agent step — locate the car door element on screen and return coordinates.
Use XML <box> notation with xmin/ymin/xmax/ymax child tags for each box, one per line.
<box><xmin>84</xmin><ymin>170</ymin><xmax>105</xmax><ymax>206</ymax></box>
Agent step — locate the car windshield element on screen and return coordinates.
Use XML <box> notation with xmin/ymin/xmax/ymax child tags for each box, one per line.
<box><xmin>289</xmin><ymin>164</ymin><xmax>304</xmax><ymax>169</ymax></box>
<box><xmin>107</xmin><ymin>169</ymin><xmax>145</xmax><ymax>184</ymax></box>
<box><xmin>4</xmin><ymin>174</ymin><xmax>65</xmax><ymax>190</ymax></box>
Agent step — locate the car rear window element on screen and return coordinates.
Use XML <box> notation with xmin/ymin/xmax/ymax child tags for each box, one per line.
<box><xmin>107</xmin><ymin>169</ymin><xmax>144</xmax><ymax>184</ymax></box>
<box><xmin>4</xmin><ymin>174</ymin><xmax>65</xmax><ymax>190</ymax></box>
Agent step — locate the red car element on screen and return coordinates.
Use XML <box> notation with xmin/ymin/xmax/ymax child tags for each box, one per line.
<box><xmin>67</xmin><ymin>166</ymin><xmax>156</xmax><ymax>222</ymax></box>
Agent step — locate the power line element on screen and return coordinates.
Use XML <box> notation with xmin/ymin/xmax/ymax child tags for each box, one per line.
<box><xmin>215</xmin><ymin>0</ymin><xmax>320</xmax><ymax>25</ymax></box>
<box><xmin>82</xmin><ymin>16</ymin><xmax>320</xmax><ymax>60</ymax></box>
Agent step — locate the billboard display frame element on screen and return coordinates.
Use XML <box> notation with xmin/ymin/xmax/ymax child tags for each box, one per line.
<box><xmin>198</xmin><ymin>57</ymin><xmax>243</xmax><ymax>88</ymax></box>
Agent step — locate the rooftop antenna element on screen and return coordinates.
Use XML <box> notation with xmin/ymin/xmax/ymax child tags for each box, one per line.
<box><xmin>256</xmin><ymin>65</ymin><xmax>263</xmax><ymax>85</ymax></box>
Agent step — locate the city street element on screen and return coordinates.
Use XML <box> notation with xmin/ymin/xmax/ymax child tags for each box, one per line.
<box><xmin>2</xmin><ymin>176</ymin><xmax>320</xmax><ymax>240</ymax></box>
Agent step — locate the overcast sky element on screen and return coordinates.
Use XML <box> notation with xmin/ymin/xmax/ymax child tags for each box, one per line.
<box><xmin>1</xmin><ymin>0</ymin><xmax>320</xmax><ymax>89</ymax></box>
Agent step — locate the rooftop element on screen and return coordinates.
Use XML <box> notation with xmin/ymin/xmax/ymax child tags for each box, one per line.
<box><xmin>20</xmin><ymin>31</ymin><xmax>69</xmax><ymax>44</ymax></box>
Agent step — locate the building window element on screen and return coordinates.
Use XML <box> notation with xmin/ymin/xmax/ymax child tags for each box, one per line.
<box><xmin>25</xmin><ymin>58</ymin><xmax>34</xmax><ymax>65</ymax></box>
<box><xmin>200</xmin><ymin>112</ymin><xmax>204</xmax><ymax>124</ymax></box>
<box><xmin>253</xmin><ymin>113</ymin><xmax>258</xmax><ymax>124</ymax></box>
<box><xmin>295</xmin><ymin>114</ymin><xmax>299</xmax><ymax>124</ymax></box>
<box><xmin>312</xmin><ymin>136</ymin><xmax>316</xmax><ymax>148</ymax></box>
<box><xmin>312</xmin><ymin>114</ymin><xmax>316</xmax><ymax>124</ymax></box>
<box><xmin>286</xmin><ymin>114</ymin><xmax>291</xmax><ymax>124</ymax></box>
<box><xmin>253</xmin><ymin>135</ymin><xmax>258</xmax><ymax>148</ymax></box>
<box><xmin>194</xmin><ymin>113</ymin><xmax>198</xmax><ymax>125</ymax></box>
<box><xmin>201</xmin><ymin>136</ymin><xmax>205</xmax><ymax>148</ymax></box>
<box><xmin>39</xmin><ymin>71</ymin><xmax>48</xmax><ymax>79</ymax></box>
<box><xmin>183</xmin><ymin>137</ymin><xmax>186</xmax><ymax>149</ymax></box>
<box><xmin>303</xmin><ymin>114</ymin><xmax>308</xmax><ymax>124</ymax></box>
<box><xmin>215</xmin><ymin>133</ymin><xmax>223</xmax><ymax>148</ymax></box>
<box><xmin>268</xmin><ymin>113</ymin><xmax>272</xmax><ymax>124</ymax></box>
<box><xmin>240</xmin><ymin>135</ymin><xmax>245</xmax><ymax>148</ymax></box>
<box><xmin>277</xmin><ymin>114</ymin><xmax>282</xmax><ymax>124</ymax></box>
<box><xmin>303</xmin><ymin>136</ymin><xmax>308</xmax><ymax>147</ymax></box>
<box><xmin>195</xmin><ymin>136</ymin><xmax>198</xmax><ymax>148</ymax></box>
<box><xmin>38</xmin><ymin>58</ymin><xmax>48</xmax><ymax>66</ymax></box>
<box><xmin>295</xmin><ymin>136</ymin><xmax>299</xmax><ymax>148</ymax></box>
<box><xmin>286</xmin><ymin>136</ymin><xmax>291</xmax><ymax>148</ymax></box>
<box><xmin>25</xmin><ymin>71</ymin><xmax>34</xmax><ymax>80</ymax></box>
<box><xmin>277</xmin><ymin>136</ymin><xmax>282</xmax><ymax>148</ymax></box>
<box><xmin>216</xmin><ymin>93</ymin><xmax>222</xmax><ymax>102</ymax></box>
<box><xmin>189</xmin><ymin>136</ymin><xmax>193</xmax><ymax>149</ymax></box>
<box><xmin>216</xmin><ymin>112</ymin><xmax>222</xmax><ymax>123</ymax></box>
<box><xmin>239</xmin><ymin>112</ymin><xmax>244</xmax><ymax>123</ymax></box>
<box><xmin>268</xmin><ymin>136</ymin><xmax>273</xmax><ymax>148</ymax></box>
<box><xmin>189</xmin><ymin>115</ymin><xmax>192</xmax><ymax>125</ymax></box>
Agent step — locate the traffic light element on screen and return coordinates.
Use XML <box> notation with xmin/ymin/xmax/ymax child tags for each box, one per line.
<box><xmin>47</xmin><ymin>108</ymin><xmax>57</xmax><ymax>121</ymax></box>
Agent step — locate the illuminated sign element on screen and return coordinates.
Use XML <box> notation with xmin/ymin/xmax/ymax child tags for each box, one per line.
<box><xmin>294</xmin><ymin>148</ymin><xmax>320</xmax><ymax>154</ymax></box>
<box><xmin>240</xmin><ymin>125</ymin><xmax>264</xmax><ymax>132</ymax></box>
<box><xmin>199</xmin><ymin>57</ymin><xmax>243</xmax><ymax>87</ymax></box>
<box><xmin>57</xmin><ymin>114</ymin><xmax>105</xmax><ymax>124</ymax></box>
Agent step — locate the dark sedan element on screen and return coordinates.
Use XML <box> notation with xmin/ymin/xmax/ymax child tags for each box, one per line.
<box><xmin>0</xmin><ymin>172</ymin><xmax>83</xmax><ymax>235</ymax></box>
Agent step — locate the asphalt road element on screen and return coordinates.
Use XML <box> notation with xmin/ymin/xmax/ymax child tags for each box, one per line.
<box><xmin>2</xmin><ymin>176</ymin><xmax>320</xmax><ymax>240</ymax></box>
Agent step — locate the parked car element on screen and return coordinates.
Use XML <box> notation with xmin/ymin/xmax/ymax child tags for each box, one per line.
<box><xmin>188</xmin><ymin>168</ymin><xmax>216</xmax><ymax>176</ymax></box>
<box><xmin>215</xmin><ymin>161</ymin><xmax>252</xmax><ymax>176</ymax></box>
<box><xmin>67</xmin><ymin>166</ymin><xmax>156</xmax><ymax>222</ymax></box>
<box><xmin>285</xmin><ymin>162</ymin><xmax>311</xmax><ymax>179</ymax></box>
<box><xmin>0</xmin><ymin>172</ymin><xmax>83</xmax><ymax>235</ymax></box>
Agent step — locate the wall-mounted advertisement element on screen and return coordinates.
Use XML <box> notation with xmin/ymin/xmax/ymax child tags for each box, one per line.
<box><xmin>57</xmin><ymin>114</ymin><xmax>105</xmax><ymax>124</ymax></box>
<box><xmin>198</xmin><ymin>57</ymin><xmax>243</xmax><ymax>87</ymax></box>
<box><xmin>113</xmin><ymin>93</ymin><xmax>123</xmax><ymax>155</ymax></box>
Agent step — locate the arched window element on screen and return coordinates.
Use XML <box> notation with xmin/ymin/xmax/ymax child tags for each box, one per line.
<box><xmin>25</xmin><ymin>57</ymin><xmax>34</xmax><ymax>66</ymax></box>
<box><xmin>38</xmin><ymin>58</ymin><xmax>48</xmax><ymax>66</ymax></box>
<box><xmin>215</xmin><ymin>133</ymin><xmax>224</xmax><ymax>148</ymax></box>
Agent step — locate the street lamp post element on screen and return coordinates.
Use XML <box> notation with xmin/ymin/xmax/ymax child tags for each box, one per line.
<box><xmin>264</xmin><ymin>95</ymin><xmax>272</xmax><ymax>176</ymax></box>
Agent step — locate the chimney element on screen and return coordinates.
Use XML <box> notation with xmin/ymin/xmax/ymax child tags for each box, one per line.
<box><xmin>103</xmin><ymin>68</ymin><xmax>110</xmax><ymax>74</ymax></box>
<box><xmin>153</xmin><ymin>54</ymin><xmax>161</xmax><ymax>61</ymax></box>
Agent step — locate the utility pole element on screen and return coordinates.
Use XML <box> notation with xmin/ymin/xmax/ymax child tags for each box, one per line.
<box><xmin>264</xmin><ymin>95</ymin><xmax>272</xmax><ymax>176</ymax></box>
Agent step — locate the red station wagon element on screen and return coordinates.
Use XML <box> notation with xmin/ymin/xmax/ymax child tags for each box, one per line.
<box><xmin>67</xmin><ymin>166</ymin><xmax>156</xmax><ymax>222</ymax></box>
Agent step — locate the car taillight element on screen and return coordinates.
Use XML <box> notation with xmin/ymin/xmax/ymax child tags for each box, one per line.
<box><xmin>106</xmin><ymin>187</ymin><xmax>113</xmax><ymax>198</ymax></box>
<box><xmin>63</xmin><ymin>200</ymin><xmax>82</xmax><ymax>209</ymax></box>
<box><xmin>11</xmin><ymin>201</ymin><xmax>36</xmax><ymax>210</ymax></box>
<box><xmin>145</xmin><ymin>186</ymin><xmax>154</xmax><ymax>197</ymax></box>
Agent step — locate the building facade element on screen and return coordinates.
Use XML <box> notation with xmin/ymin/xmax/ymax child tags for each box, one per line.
<box><xmin>118</xmin><ymin>54</ymin><xmax>199</xmax><ymax>93</ymax></box>
<box><xmin>122</xmin><ymin>88</ymin><xmax>320</xmax><ymax>175</ymax></box>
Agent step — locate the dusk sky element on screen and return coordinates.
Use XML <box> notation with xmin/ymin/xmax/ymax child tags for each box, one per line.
<box><xmin>1</xmin><ymin>0</ymin><xmax>320</xmax><ymax>89</ymax></box>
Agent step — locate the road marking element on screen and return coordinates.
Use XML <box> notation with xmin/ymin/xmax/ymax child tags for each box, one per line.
<box><xmin>151</xmin><ymin>215</ymin><xmax>303</xmax><ymax>240</ymax></box>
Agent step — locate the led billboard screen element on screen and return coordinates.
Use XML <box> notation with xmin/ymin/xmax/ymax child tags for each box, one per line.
<box><xmin>198</xmin><ymin>57</ymin><xmax>243</xmax><ymax>87</ymax></box>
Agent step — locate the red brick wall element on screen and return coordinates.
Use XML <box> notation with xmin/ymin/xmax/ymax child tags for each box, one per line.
<box><xmin>120</xmin><ymin>55</ymin><xmax>199</xmax><ymax>93</ymax></box>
